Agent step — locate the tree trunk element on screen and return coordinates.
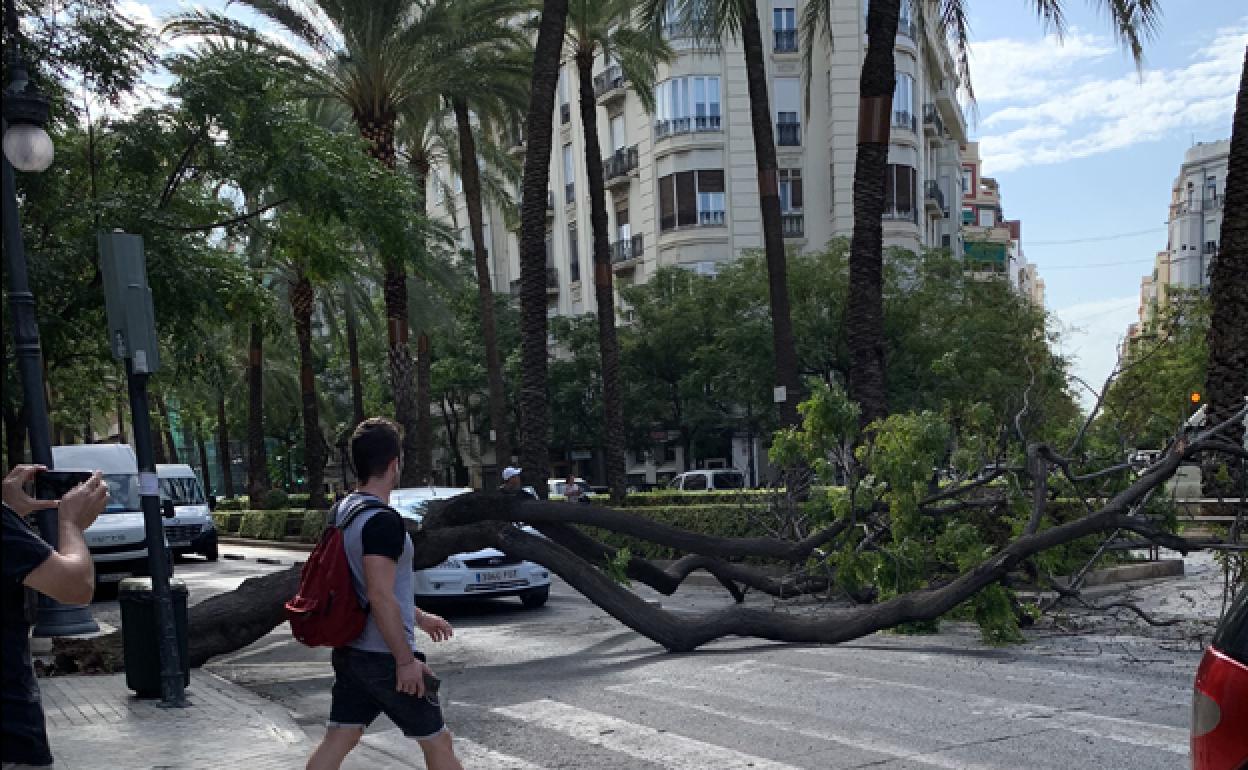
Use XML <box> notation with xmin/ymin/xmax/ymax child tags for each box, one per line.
<box><xmin>1203</xmin><ymin>49</ymin><xmax>1248</xmax><ymax>507</ymax></box>
<box><xmin>4</xmin><ymin>402</ymin><xmax>25</xmax><ymax>469</ymax></box>
<box><xmin>740</xmin><ymin>1</ymin><xmax>801</xmax><ymax>429</ymax></box>
<box><xmin>342</xmin><ymin>284</ymin><xmax>366</xmax><ymax>430</ymax></box>
<box><xmin>519</xmin><ymin>0</ymin><xmax>570</xmax><ymax>498</ymax></box>
<box><xmin>575</xmin><ymin>51</ymin><xmax>627</xmax><ymax>503</ymax></box>
<box><xmin>845</xmin><ymin>0</ymin><xmax>900</xmax><ymax>428</ymax></box>
<box><xmin>216</xmin><ymin>389</ymin><xmax>234</xmax><ymax>498</ymax></box>
<box><xmin>154</xmin><ymin>391</ymin><xmax>179</xmax><ymax>463</ymax></box>
<box><xmin>150</xmin><ymin>418</ymin><xmax>168</xmax><ymax>464</ymax></box>
<box><xmin>115</xmin><ymin>388</ymin><xmax>127</xmax><ymax>444</ymax></box>
<box><xmin>409</xmin><ymin>152</ymin><xmax>435</xmax><ymax>484</ymax></box>
<box><xmin>291</xmin><ymin>269</ymin><xmax>328</xmax><ymax>509</ymax></box>
<box><xmin>246</xmin><ymin>321</ymin><xmax>269</xmax><ymax>504</ymax></box>
<box><xmin>452</xmin><ymin>97</ymin><xmax>513</xmax><ymax>471</ymax></box>
<box><xmin>195</xmin><ymin>420</ymin><xmax>212</xmax><ymax>496</ymax></box>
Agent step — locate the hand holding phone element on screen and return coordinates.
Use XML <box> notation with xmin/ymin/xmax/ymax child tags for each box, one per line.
<box><xmin>34</xmin><ymin>470</ymin><xmax>94</xmax><ymax>501</ymax></box>
<box><xmin>53</xmin><ymin>472</ymin><xmax>108</xmax><ymax>532</ymax></box>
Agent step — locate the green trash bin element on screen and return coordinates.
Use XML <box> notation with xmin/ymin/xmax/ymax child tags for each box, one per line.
<box><xmin>118</xmin><ymin>577</ymin><xmax>189</xmax><ymax>698</ymax></box>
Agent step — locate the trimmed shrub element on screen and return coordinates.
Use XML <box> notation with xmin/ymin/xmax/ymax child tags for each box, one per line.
<box><xmin>211</xmin><ymin>513</ymin><xmax>234</xmax><ymax>534</ymax></box>
<box><xmin>214</xmin><ymin>497</ymin><xmax>247</xmax><ymax>512</ymax></box>
<box><xmin>588</xmin><ymin>503</ymin><xmax>772</xmax><ymax>560</ymax></box>
<box><xmin>300</xmin><ymin>510</ymin><xmax>331</xmax><ymax>542</ymax></box>
<box><xmin>238</xmin><ymin>510</ymin><xmax>289</xmax><ymax>540</ymax></box>
<box><xmin>262</xmin><ymin>489</ymin><xmax>290</xmax><ymax>510</ymax></box>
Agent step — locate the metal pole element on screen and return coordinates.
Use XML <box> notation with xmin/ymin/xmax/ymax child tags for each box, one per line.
<box><xmin>2</xmin><ymin>148</ymin><xmax>99</xmax><ymax>636</ymax></box>
<box><xmin>125</xmin><ymin>359</ymin><xmax>185</xmax><ymax>706</ymax></box>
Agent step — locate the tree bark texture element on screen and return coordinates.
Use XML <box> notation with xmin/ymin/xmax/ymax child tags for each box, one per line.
<box><xmin>195</xmin><ymin>421</ymin><xmax>212</xmax><ymax>497</ymax></box>
<box><xmin>519</xmin><ymin>0</ymin><xmax>570</xmax><ymax>497</ymax></box>
<box><xmin>740</xmin><ymin>0</ymin><xmax>801</xmax><ymax>429</ymax></box>
<box><xmin>154</xmin><ymin>391</ymin><xmax>179</xmax><ymax>464</ymax></box>
<box><xmin>453</xmin><ymin>97</ymin><xmax>514</xmax><ymax>472</ymax></box>
<box><xmin>575</xmin><ymin>51</ymin><xmax>627</xmax><ymax>503</ymax></box>
<box><xmin>291</xmin><ymin>269</ymin><xmax>328</xmax><ymax>509</ymax></box>
<box><xmin>246</xmin><ymin>321</ymin><xmax>269</xmax><ymax>504</ymax></box>
<box><xmin>409</xmin><ymin>152</ymin><xmax>434</xmax><ymax>484</ymax></box>
<box><xmin>216</xmin><ymin>390</ymin><xmax>234</xmax><ymax>498</ymax></box>
<box><xmin>845</xmin><ymin>0</ymin><xmax>900</xmax><ymax>428</ymax></box>
<box><xmin>1203</xmin><ymin>48</ymin><xmax>1248</xmax><ymax>508</ymax></box>
<box><xmin>342</xmin><ymin>285</ymin><xmax>366</xmax><ymax>430</ymax></box>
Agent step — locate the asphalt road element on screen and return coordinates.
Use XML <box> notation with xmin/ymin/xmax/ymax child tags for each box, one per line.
<box><xmin>102</xmin><ymin>544</ymin><xmax>1202</xmax><ymax>769</ymax></box>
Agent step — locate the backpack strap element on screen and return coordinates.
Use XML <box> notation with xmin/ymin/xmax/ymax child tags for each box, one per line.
<box><xmin>335</xmin><ymin>496</ymin><xmax>393</xmax><ymax>531</ymax></box>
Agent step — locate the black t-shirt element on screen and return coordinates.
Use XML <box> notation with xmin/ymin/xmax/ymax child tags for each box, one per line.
<box><xmin>2</xmin><ymin>505</ymin><xmax>52</xmax><ymax>636</ymax></box>
<box><xmin>2</xmin><ymin>504</ymin><xmax>55</xmax><ymax>765</ymax></box>
<box><xmin>360</xmin><ymin>509</ymin><xmax>405</xmax><ymax>561</ymax></box>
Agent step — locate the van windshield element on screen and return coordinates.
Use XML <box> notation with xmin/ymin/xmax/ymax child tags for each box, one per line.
<box><xmin>714</xmin><ymin>472</ymin><xmax>745</xmax><ymax>489</ymax></box>
<box><xmin>160</xmin><ymin>477</ymin><xmax>206</xmax><ymax>506</ymax></box>
<box><xmin>103</xmin><ymin>474</ymin><xmax>141</xmax><ymax>513</ymax></box>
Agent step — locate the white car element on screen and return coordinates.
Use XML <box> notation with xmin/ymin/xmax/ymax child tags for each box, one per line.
<box><xmin>157</xmin><ymin>464</ymin><xmax>219</xmax><ymax>561</ymax></box>
<box><xmin>547</xmin><ymin>477</ymin><xmax>593</xmax><ymax>501</ymax></box>
<box><xmin>390</xmin><ymin>487</ymin><xmax>552</xmax><ymax>608</ymax></box>
<box><xmin>669</xmin><ymin>469</ymin><xmax>747</xmax><ymax>491</ymax></box>
<box><xmin>52</xmin><ymin>444</ymin><xmax>167</xmax><ymax>584</ymax></box>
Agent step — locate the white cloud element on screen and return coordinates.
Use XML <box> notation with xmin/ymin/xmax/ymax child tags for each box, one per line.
<box><xmin>971</xmin><ymin>21</ymin><xmax>1247</xmax><ymax>174</ymax></box>
<box><xmin>1053</xmin><ymin>295</ymin><xmax>1140</xmax><ymax>409</ymax></box>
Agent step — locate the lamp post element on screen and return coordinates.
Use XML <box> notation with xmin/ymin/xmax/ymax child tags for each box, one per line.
<box><xmin>3</xmin><ymin>2</ymin><xmax>99</xmax><ymax>635</ymax></box>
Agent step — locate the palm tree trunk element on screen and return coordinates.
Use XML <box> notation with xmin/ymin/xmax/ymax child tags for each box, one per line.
<box><xmin>452</xmin><ymin>97</ymin><xmax>514</xmax><ymax>471</ymax></box>
<box><xmin>195</xmin><ymin>420</ymin><xmax>212</xmax><ymax>496</ymax></box>
<box><xmin>246</xmin><ymin>321</ymin><xmax>269</xmax><ymax>504</ymax></box>
<box><xmin>519</xmin><ymin>0</ymin><xmax>570</xmax><ymax>497</ymax></box>
<box><xmin>575</xmin><ymin>51</ymin><xmax>627</xmax><ymax>503</ymax></box>
<box><xmin>739</xmin><ymin>1</ymin><xmax>801</xmax><ymax>429</ymax></box>
<box><xmin>342</xmin><ymin>285</ymin><xmax>366</xmax><ymax>429</ymax></box>
<box><xmin>1203</xmin><ymin>49</ymin><xmax>1248</xmax><ymax>505</ymax></box>
<box><xmin>154</xmin><ymin>391</ymin><xmax>179</xmax><ymax>463</ymax></box>
<box><xmin>216</xmin><ymin>389</ymin><xmax>234</xmax><ymax>498</ymax></box>
<box><xmin>409</xmin><ymin>150</ymin><xmax>435</xmax><ymax>484</ymax></box>
<box><xmin>846</xmin><ymin>0</ymin><xmax>900</xmax><ymax>428</ymax></box>
<box><xmin>291</xmin><ymin>269</ymin><xmax>328</xmax><ymax>509</ymax></box>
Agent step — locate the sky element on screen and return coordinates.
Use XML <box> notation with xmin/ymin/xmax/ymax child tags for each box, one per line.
<box><xmin>115</xmin><ymin>1</ymin><xmax>1248</xmax><ymax>409</ymax></box>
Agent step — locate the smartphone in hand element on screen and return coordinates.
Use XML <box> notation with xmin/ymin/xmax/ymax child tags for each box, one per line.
<box><xmin>34</xmin><ymin>470</ymin><xmax>94</xmax><ymax>501</ymax></box>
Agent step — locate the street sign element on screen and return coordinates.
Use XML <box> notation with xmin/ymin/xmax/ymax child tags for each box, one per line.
<box><xmin>98</xmin><ymin>231</ymin><xmax>161</xmax><ymax>373</ymax></box>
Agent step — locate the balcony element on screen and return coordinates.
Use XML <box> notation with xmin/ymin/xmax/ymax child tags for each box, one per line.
<box><xmin>564</xmin><ymin>182</ymin><xmax>575</xmax><ymax>205</ymax></box>
<box><xmin>559</xmin><ymin>102</ymin><xmax>571</xmax><ymax>125</ymax></box>
<box><xmin>891</xmin><ymin>110</ymin><xmax>917</xmax><ymax>134</ymax></box>
<box><xmin>934</xmin><ymin>79</ymin><xmax>966</xmax><ymax>142</ymax></box>
<box><xmin>610</xmin><ymin>234</ymin><xmax>644</xmax><ymax>268</ymax></box>
<box><xmin>882</xmin><ymin>206</ymin><xmax>918</xmax><ymax>224</ymax></box>
<box><xmin>924</xmin><ymin>180</ymin><xmax>947</xmax><ymax>217</ymax></box>
<box><xmin>654</xmin><ymin>115</ymin><xmax>722</xmax><ymax>140</ymax></box>
<box><xmin>698</xmin><ymin>210</ymin><xmax>726</xmax><ymax>226</ymax></box>
<box><xmin>776</xmin><ymin>120</ymin><xmax>801</xmax><ymax>146</ymax></box>
<box><xmin>603</xmin><ymin>144</ymin><xmax>639</xmax><ymax>190</ymax></box>
<box><xmin>773</xmin><ymin>28</ymin><xmax>797</xmax><ymax>53</ymax></box>
<box><xmin>781</xmin><ymin>212</ymin><xmax>804</xmax><ymax>238</ymax></box>
<box><xmin>897</xmin><ymin>19</ymin><xmax>916</xmax><ymax>41</ymax></box>
<box><xmin>922</xmin><ymin>103</ymin><xmax>943</xmax><ymax>138</ymax></box>
<box><xmin>593</xmin><ymin>65</ymin><xmax>628</xmax><ymax>105</ymax></box>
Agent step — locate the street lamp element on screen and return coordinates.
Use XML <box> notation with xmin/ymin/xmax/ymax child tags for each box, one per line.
<box><xmin>2</xmin><ymin>3</ymin><xmax>98</xmax><ymax>635</ymax></box>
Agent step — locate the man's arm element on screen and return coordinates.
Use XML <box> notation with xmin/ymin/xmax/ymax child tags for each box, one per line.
<box><xmin>363</xmin><ymin>554</ymin><xmax>430</xmax><ymax>696</ymax></box>
<box><xmin>23</xmin><ymin>474</ymin><xmax>107</xmax><ymax>605</ymax></box>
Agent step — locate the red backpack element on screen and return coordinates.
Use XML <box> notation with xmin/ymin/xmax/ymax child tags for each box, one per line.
<box><xmin>285</xmin><ymin>500</ymin><xmax>382</xmax><ymax>647</ymax></box>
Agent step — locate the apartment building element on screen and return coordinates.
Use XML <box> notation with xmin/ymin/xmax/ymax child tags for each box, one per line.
<box><xmin>1125</xmin><ymin>139</ymin><xmax>1229</xmax><ymax>345</ymax></box>
<box><xmin>428</xmin><ymin>0</ymin><xmax>971</xmax><ymax>486</ymax></box>
<box><xmin>959</xmin><ymin>141</ymin><xmax>1043</xmax><ymax>304</ymax></box>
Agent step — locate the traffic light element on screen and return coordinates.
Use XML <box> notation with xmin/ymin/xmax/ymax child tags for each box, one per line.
<box><xmin>1190</xmin><ymin>391</ymin><xmax>1202</xmax><ymax>404</ymax></box>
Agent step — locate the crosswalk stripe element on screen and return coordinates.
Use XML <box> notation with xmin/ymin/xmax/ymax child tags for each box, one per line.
<box><xmin>713</xmin><ymin>659</ymin><xmax>1189</xmax><ymax>755</ymax></box>
<box><xmin>360</xmin><ymin>728</ymin><xmax>548</xmax><ymax>770</ymax></box>
<box><xmin>493</xmin><ymin>699</ymin><xmax>804</xmax><ymax>769</ymax></box>
<box><xmin>606</xmin><ymin>680</ymin><xmax>1002</xmax><ymax>770</ymax></box>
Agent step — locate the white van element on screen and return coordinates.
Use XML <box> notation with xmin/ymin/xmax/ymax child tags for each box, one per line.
<box><xmin>670</xmin><ymin>469</ymin><xmax>747</xmax><ymax>492</ymax></box>
<box><xmin>51</xmin><ymin>444</ymin><xmax>162</xmax><ymax>583</ymax></box>
<box><xmin>157</xmin><ymin>464</ymin><xmax>219</xmax><ymax>561</ymax></box>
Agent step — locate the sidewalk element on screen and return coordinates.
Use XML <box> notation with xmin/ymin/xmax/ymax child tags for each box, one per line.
<box><xmin>39</xmin><ymin>671</ymin><xmax>411</xmax><ymax>769</ymax></box>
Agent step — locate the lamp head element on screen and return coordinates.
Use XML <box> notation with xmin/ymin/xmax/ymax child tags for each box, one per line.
<box><xmin>3</xmin><ymin>58</ymin><xmax>54</xmax><ymax>172</ymax></box>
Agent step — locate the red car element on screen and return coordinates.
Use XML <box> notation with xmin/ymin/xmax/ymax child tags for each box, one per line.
<box><xmin>1192</xmin><ymin>585</ymin><xmax>1248</xmax><ymax>769</ymax></box>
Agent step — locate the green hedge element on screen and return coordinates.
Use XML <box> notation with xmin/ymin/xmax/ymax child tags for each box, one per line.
<box><xmin>300</xmin><ymin>510</ymin><xmax>331</xmax><ymax>542</ymax></box>
<box><xmin>238</xmin><ymin>510</ymin><xmax>292</xmax><ymax>540</ymax></box>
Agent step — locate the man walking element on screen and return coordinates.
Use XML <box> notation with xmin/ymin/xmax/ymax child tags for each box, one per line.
<box><xmin>3</xmin><ymin>465</ymin><xmax>108</xmax><ymax>767</ymax></box>
<box><xmin>307</xmin><ymin>418</ymin><xmax>462</xmax><ymax>770</ymax></box>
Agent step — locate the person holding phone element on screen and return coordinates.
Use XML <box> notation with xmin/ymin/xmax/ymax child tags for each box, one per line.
<box><xmin>2</xmin><ymin>464</ymin><xmax>108</xmax><ymax>767</ymax></box>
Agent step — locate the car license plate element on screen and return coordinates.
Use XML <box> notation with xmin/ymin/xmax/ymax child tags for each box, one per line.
<box><xmin>99</xmin><ymin>572</ymin><xmax>132</xmax><ymax>583</ymax></box>
<box><xmin>476</xmin><ymin>569</ymin><xmax>518</xmax><ymax>583</ymax></box>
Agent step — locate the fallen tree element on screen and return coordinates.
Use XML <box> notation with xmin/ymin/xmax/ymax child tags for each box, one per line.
<box><xmin>49</xmin><ymin>400</ymin><xmax>1248</xmax><ymax>672</ymax></box>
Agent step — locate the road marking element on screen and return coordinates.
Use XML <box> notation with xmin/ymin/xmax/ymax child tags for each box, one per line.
<box><xmin>607</xmin><ymin>679</ymin><xmax>1003</xmax><ymax>770</ymax></box>
<box><xmin>712</xmin><ymin>659</ymin><xmax>1189</xmax><ymax>754</ymax></box>
<box><xmin>493</xmin><ymin>699</ymin><xmax>803</xmax><ymax>769</ymax></box>
<box><xmin>361</xmin><ymin>728</ymin><xmax>547</xmax><ymax>770</ymax></box>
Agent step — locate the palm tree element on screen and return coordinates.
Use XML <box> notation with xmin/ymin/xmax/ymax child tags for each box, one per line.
<box><xmin>566</xmin><ymin>0</ymin><xmax>669</xmax><ymax>501</ymax></box>
<box><xmin>643</xmin><ymin>0</ymin><xmax>802</xmax><ymax>430</ymax></box>
<box><xmin>800</xmin><ymin>0</ymin><xmax>1160</xmax><ymax>426</ymax></box>
<box><xmin>519</xmin><ymin>0</ymin><xmax>572</xmax><ymax>496</ymax></box>
<box><xmin>1204</xmin><ymin>50</ymin><xmax>1248</xmax><ymax>486</ymax></box>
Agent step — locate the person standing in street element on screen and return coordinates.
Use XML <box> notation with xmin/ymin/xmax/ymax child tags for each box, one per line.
<box><xmin>561</xmin><ymin>474</ymin><xmax>584</xmax><ymax>504</ymax></box>
<box><xmin>3</xmin><ymin>465</ymin><xmax>108</xmax><ymax>768</ymax></box>
<box><xmin>306</xmin><ymin>418</ymin><xmax>462</xmax><ymax>770</ymax></box>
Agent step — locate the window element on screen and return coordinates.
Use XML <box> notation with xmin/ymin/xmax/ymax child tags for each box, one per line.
<box><xmin>778</xmin><ymin>169</ymin><xmax>803</xmax><ymax>212</ymax></box>
<box><xmin>774</xmin><ymin>77</ymin><xmax>800</xmax><ymax>145</ymax></box>
<box><xmin>773</xmin><ymin>4</ymin><xmax>796</xmax><ymax>52</ymax></box>
<box><xmin>961</xmin><ymin>168</ymin><xmax>972</xmax><ymax>196</ymax></box>
<box><xmin>1205</xmin><ymin>175</ymin><xmax>1217</xmax><ymax>201</ymax></box>
<box><xmin>682</xmin><ymin>473</ymin><xmax>708</xmax><ymax>491</ymax></box>
<box><xmin>659</xmin><ymin>170</ymin><xmax>726</xmax><ymax>230</ymax></box>
<box><xmin>978</xmin><ymin>208</ymin><xmax>995</xmax><ymax>227</ymax></box>
<box><xmin>563</xmin><ymin>144</ymin><xmax>575</xmax><ymax>202</ymax></box>
<box><xmin>893</xmin><ymin>73</ymin><xmax>915</xmax><ymax>128</ymax></box>
<box><xmin>883</xmin><ymin>164</ymin><xmax>917</xmax><ymax>218</ymax></box>
<box><xmin>568</xmin><ymin>222</ymin><xmax>580</xmax><ymax>282</ymax></box>
<box><xmin>655</xmin><ymin>76</ymin><xmax>721</xmax><ymax>133</ymax></box>
<box><xmin>610</xmin><ymin>114</ymin><xmax>626</xmax><ymax>151</ymax></box>
<box><xmin>1205</xmin><ymin>240</ymin><xmax>1218</xmax><ymax>254</ymax></box>
<box><xmin>616</xmin><ymin>208</ymin><xmax>630</xmax><ymax>242</ymax></box>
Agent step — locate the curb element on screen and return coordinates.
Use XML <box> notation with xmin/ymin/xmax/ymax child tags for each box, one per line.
<box><xmin>1055</xmin><ymin>559</ymin><xmax>1184</xmax><ymax>589</ymax></box>
<box><xmin>219</xmin><ymin>536</ymin><xmax>316</xmax><ymax>553</ymax></box>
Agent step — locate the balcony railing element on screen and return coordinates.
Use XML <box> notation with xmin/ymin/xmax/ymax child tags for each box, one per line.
<box><xmin>698</xmin><ymin>210</ymin><xmax>726</xmax><ymax>226</ymax></box>
<box><xmin>892</xmin><ymin>110</ymin><xmax>917</xmax><ymax>133</ymax></box>
<box><xmin>897</xmin><ymin>19</ymin><xmax>916</xmax><ymax>41</ymax></box>
<box><xmin>781</xmin><ymin>212</ymin><xmax>804</xmax><ymax>238</ymax></box>
<box><xmin>610</xmin><ymin>234</ymin><xmax>644</xmax><ymax>265</ymax></box>
<box><xmin>564</xmin><ymin>182</ymin><xmax>575</xmax><ymax>204</ymax></box>
<box><xmin>774</xmin><ymin>28</ymin><xmax>797</xmax><ymax>53</ymax></box>
<box><xmin>776</xmin><ymin>121</ymin><xmax>800</xmax><ymax>146</ymax></box>
<box><xmin>922</xmin><ymin>103</ymin><xmax>943</xmax><ymax>136</ymax></box>
<box><xmin>924</xmin><ymin>180</ymin><xmax>947</xmax><ymax>216</ymax></box>
<box><xmin>559</xmin><ymin>103</ymin><xmax>571</xmax><ymax>125</ymax></box>
<box><xmin>593</xmin><ymin>65</ymin><xmax>628</xmax><ymax>101</ymax></box>
<box><xmin>654</xmin><ymin>114</ymin><xmax>722</xmax><ymax>139</ymax></box>
<box><xmin>662</xmin><ymin>17</ymin><xmax>715</xmax><ymax>41</ymax></box>
<box><xmin>882</xmin><ymin>206</ymin><xmax>918</xmax><ymax>224</ymax></box>
<box><xmin>603</xmin><ymin>144</ymin><xmax>639</xmax><ymax>183</ymax></box>
<box><xmin>547</xmin><ymin>266</ymin><xmax>559</xmax><ymax>290</ymax></box>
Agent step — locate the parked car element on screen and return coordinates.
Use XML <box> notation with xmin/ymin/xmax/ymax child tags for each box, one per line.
<box><xmin>389</xmin><ymin>487</ymin><xmax>552</xmax><ymax>608</ymax></box>
<box><xmin>156</xmin><ymin>464</ymin><xmax>219</xmax><ymax>561</ymax></box>
<box><xmin>1192</xmin><ymin>587</ymin><xmax>1248</xmax><ymax>769</ymax></box>
<box><xmin>669</xmin><ymin>469</ymin><xmax>746</xmax><ymax>492</ymax></box>
<box><xmin>51</xmin><ymin>444</ymin><xmax>167</xmax><ymax>584</ymax></box>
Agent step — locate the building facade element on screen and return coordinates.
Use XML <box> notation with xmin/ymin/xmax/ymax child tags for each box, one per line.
<box><xmin>959</xmin><ymin>141</ymin><xmax>1043</xmax><ymax>304</ymax></box>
